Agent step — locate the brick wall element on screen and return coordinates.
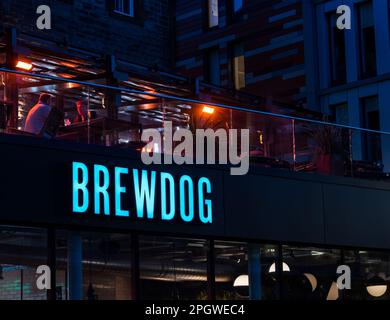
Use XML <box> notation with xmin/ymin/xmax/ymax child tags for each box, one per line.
<box><xmin>175</xmin><ymin>0</ymin><xmax>306</xmax><ymax>104</ymax></box>
<box><xmin>0</xmin><ymin>0</ymin><xmax>173</xmax><ymax>69</ymax></box>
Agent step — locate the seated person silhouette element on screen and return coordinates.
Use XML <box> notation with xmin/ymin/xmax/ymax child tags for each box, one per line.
<box><xmin>73</xmin><ymin>100</ymin><xmax>88</xmax><ymax>124</ymax></box>
<box><xmin>24</xmin><ymin>93</ymin><xmax>53</xmax><ymax>135</ymax></box>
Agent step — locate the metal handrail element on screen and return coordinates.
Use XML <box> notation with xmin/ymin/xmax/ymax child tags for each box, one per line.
<box><xmin>1</xmin><ymin>67</ymin><xmax>389</xmax><ymax>136</ymax></box>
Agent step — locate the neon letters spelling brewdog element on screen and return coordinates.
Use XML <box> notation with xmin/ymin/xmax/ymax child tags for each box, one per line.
<box><xmin>72</xmin><ymin>162</ymin><xmax>213</xmax><ymax>224</ymax></box>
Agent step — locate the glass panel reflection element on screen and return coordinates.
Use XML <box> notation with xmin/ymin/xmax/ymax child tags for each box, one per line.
<box><xmin>0</xmin><ymin>226</ymin><xmax>47</xmax><ymax>300</ymax></box>
<box><xmin>139</xmin><ymin>236</ymin><xmax>208</xmax><ymax>300</ymax></box>
<box><xmin>344</xmin><ymin>250</ymin><xmax>390</xmax><ymax>300</ymax></box>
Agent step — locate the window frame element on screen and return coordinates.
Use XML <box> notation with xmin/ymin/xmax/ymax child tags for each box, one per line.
<box><xmin>113</xmin><ymin>0</ymin><xmax>135</xmax><ymax>17</ymax></box>
<box><xmin>204</xmin><ymin>47</ymin><xmax>221</xmax><ymax>86</ymax></box>
<box><xmin>108</xmin><ymin>0</ymin><xmax>143</xmax><ymax>24</ymax></box>
<box><xmin>356</xmin><ymin>1</ymin><xmax>377</xmax><ymax>79</ymax></box>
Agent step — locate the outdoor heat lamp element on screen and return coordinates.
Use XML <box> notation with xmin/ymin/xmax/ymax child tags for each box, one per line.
<box><xmin>15</xmin><ymin>60</ymin><xmax>33</xmax><ymax>71</ymax></box>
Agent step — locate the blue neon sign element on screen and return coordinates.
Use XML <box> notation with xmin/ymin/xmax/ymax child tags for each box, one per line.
<box><xmin>71</xmin><ymin>162</ymin><xmax>213</xmax><ymax>224</ymax></box>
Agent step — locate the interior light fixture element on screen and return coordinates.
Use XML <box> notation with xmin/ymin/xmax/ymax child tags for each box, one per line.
<box><xmin>303</xmin><ymin>273</ymin><xmax>318</xmax><ymax>292</ymax></box>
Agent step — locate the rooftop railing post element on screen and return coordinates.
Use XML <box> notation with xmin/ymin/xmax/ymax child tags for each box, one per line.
<box><xmin>5</xmin><ymin>28</ymin><xmax>19</xmax><ymax>129</ymax></box>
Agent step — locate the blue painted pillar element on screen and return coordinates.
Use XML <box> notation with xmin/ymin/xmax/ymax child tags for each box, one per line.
<box><xmin>68</xmin><ymin>232</ymin><xmax>83</xmax><ymax>300</ymax></box>
<box><xmin>248</xmin><ymin>244</ymin><xmax>262</xmax><ymax>300</ymax></box>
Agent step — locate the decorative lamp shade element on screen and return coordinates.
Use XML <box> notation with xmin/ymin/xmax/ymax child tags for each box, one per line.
<box><xmin>269</xmin><ymin>262</ymin><xmax>290</xmax><ymax>273</ymax></box>
<box><xmin>366</xmin><ymin>276</ymin><xmax>387</xmax><ymax>298</ymax></box>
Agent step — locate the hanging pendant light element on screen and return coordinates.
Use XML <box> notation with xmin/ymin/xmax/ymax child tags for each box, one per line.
<box><xmin>233</xmin><ymin>274</ymin><xmax>249</xmax><ymax>287</ymax></box>
<box><xmin>366</xmin><ymin>276</ymin><xmax>388</xmax><ymax>298</ymax></box>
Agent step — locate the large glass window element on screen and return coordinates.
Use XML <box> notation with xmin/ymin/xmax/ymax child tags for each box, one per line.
<box><xmin>357</xmin><ymin>1</ymin><xmax>377</xmax><ymax>78</ymax></box>
<box><xmin>281</xmin><ymin>246</ymin><xmax>342</xmax><ymax>300</ymax></box>
<box><xmin>232</xmin><ymin>43</ymin><xmax>246</xmax><ymax>90</ymax></box>
<box><xmin>114</xmin><ymin>0</ymin><xmax>135</xmax><ymax>17</ymax></box>
<box><xmin>345</xmin><ymin>250</ymin><xmax>390</xmax><ymax>300</ymax></box>
<box><xmin>56</xmin><ymin>231</ymin><xmax>132</xmax><ymax>300</ymax></box>
<box><xmin>214</xmin><ymin>241</ymin><xmax>279</xmax><ymax>300</ymax></box>
<box><xmin>0</xmin><ymin>226</ymin><xmax>47</xmax><ymax>300</ymax></box>
<box><xmin>327</xmin><ymin>13</ymin><xmax>347</xmax><ymax>85</ymax></box>
<box><xmin>139</xmin><ymin>236</ymin><xmax>208</xmax><ymax>300</ymax></box>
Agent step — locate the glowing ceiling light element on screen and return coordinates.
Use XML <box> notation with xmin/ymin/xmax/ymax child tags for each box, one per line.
<box><xmin>16</xmin><ymin>60</ymin><xmax>33</xmax><ymax>71</ymax></box>
<box><xmin>202</xmin><ymin>106</ymin><xmax>215</xmax><ymax>114</ymax></box>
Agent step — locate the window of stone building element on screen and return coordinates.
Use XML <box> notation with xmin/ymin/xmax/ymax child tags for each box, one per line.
<box><xmin>114</xmin><ymin>0</ymin><xmax>135</xmax><ymax>17</ymax></box>
<box><xmin>327</xmin><ymin>13</ymin><xmax>347</xmax><ymax>85</ymax></box>
<box><xmin>214</xmin><ymin>242</ymin><xmax>279</xmax><ymax>300</ymax></box>
<box><xmin>357</xmin><ymin>1</ymin><xmax>377</xmax><ymax>78</ymax></box>
<box><xmin>360</xmin><ymin>96</ymin><xmax>382</xmax><ymax>163</ymax></box>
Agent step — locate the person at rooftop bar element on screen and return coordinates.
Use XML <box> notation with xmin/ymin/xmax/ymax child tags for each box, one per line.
<box><xmin>24</xmin><ymin>93</ymin><xmax>52</xmax><ymax>135</ymax></box>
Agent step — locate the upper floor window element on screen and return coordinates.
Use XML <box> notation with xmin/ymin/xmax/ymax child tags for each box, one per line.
<box><xmin>232</xmin><ymin>42</ymin><xmax>245</xmax><ymax>90</ymax></box>
<box><xmin>208</xmin><ymin>0</ymin><xmax>219</xmax><ymax>28</ymax></box>
<box><xmin>330</xmin><ymin>103</ymin><xmax>349</xmax><ymax>125</ymax></box>
<box><xmin>114</xmin><ymin>0</ymin><xmax>135</xmax><ymax>17</ymax></box>
<box><xmin>357</xmin><ymin>1</ymin><xmax>377</xmax><ymax>79</ymax></box>
<box><xmin>327</xmin><ymin>13</ymin><xmax>346</xmax><ymax>86</ymax></box>
<box><xmin>360</xmin><ymin>96</ymin><xmax>382</xmax><ymax>162</ymax></box>
<box><xmin>205</xmin><ymin>48</ymin><xmax>220</xmax><ymax>86</ymax></box>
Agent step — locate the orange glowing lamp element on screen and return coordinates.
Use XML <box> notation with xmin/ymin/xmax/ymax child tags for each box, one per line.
<box><xmin>202</xmin><ymin>106</ymin><xmax>215</xmax><ymax>115</ymax></box>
